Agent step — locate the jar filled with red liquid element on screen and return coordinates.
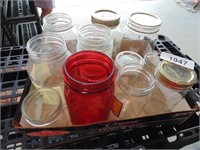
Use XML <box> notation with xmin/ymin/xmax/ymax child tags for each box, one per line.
<box><xmin>62</xmin><ymin>50</ymin><xmax>116</xmax><ymax>125</ymax></box>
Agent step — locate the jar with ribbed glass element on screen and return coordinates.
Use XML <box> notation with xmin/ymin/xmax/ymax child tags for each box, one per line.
<box><xmin>26</xmin><ymin>33</ymin><xmax>68</xmax><ymax>89</ymax></box>
<box><xmin>91</xmin><ymin>9</ymin><xmax>122</xmax><ymax>60</ymax></box>
<box><xmin>43</xmin><ymin>12</ymin><xmax>78</xmax><ymax>54</ymax></box>
<box><xmin>144</xmin><ymin>60</ymin><xmax>197</xmax><ymax>115</ymax></box>
<box><xmin>111</xmin><ymin>64</ymin><xmax>155</xmax><ymax>120</ymax></box>
<box><xmin>122</xmin><ymin>12</ymin><xmax>162</xmax><ymax>50</ymax></box>
<box><xmin>76</xmin><ymin>24</ymin><xmax>113</xmax><ymax>58</ymax></box>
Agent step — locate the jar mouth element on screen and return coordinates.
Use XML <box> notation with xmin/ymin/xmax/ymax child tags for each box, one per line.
<box><xmin>26</xmin><ymin>33</ymin><xmax>67</xmax><ymax>62</ymax></box>
<box><xmin>78</xmin><ymin>24</ymin><xmax>113</xmax><ymax>48</ymax></box>
<box><xmin>62</xmin><ymin>50</ymin><xmax>116</xmax><ymax>93</ymax></box>
<box><xmin>21</xmin><ymin>88</ymin><xmax>62</xmax><ymax>126</ymax></box>
<box><xmin>43</xmin><ymin>12</ymin><xmax>73</xmax><ymax>31</ymax></box>
<box><xmin>118</xmin><ymin>64</ymin><xmax>155</xmax><ymax>96</ymax></box>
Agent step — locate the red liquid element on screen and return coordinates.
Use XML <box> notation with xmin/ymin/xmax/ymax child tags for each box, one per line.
<box><xmin>63</xmin><ymin>51</ymin><xmax>115</xmax><ymax>125</ymax></box>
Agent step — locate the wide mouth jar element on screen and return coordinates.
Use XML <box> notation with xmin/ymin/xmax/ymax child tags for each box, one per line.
<box><xmin>21</xmin><ymin>88</ymin><xmax>62</xmax><ymax>127</ymax></box>
<box><xmin>117</xmin><ymin>64</ymin><xmax>155</xmax><ymax>96</ymax></box>
<box><xmin>26</xmin><ymin>33</ymin><xmax>67</xmax><ymax>62</ymax></box>
<box><xmin>77</xmin><ymin>24</ymin><xmax>113</xmax><ymax>52</ymax></box>
<box><xmin>62</xmin><ymin>50</ymin><xmax>116</xmax><ymax>93</ymax></box>
<box><xmin>43</xmin><ymin>12</ymin><xmax>73</xmax><ymax>32</ymax></box>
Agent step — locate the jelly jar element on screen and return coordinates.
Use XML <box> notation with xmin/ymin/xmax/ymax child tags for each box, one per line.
<box><xmin>43</xmin><ymin>12</ymin><xmax>78</xmax><ymax>54</ymax></box>
<box><xmin>62</xmin><ymin>50</ymin><xmax>116</xmax><ymax>125</ymax></box>
<box><xmin>26</xmin><ymin>33</ymin><xmax>68</xmax><ymax>88</ymax></box>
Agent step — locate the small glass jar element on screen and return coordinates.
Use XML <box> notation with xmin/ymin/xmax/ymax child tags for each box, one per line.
<box><xmin>62</xmin><ymin>50</ymin><xmax>116</xmax><ymax>125</ymax></box>
<box><xmin>43</xmin><ymin>12</ymin><xmax>78</xmax><ymax>54</ymax></box>
<box><xmin>26</xmin><ymin>33</ymin><xmax>68</xmax><ymax>88</ymax></box>
<box><xmin>91</xmin><ymin>9</ymin><xmax>122</xmax><ymax>59</ymax></box>
<box><xmin>144</xmin><ymin>60</ymin><xmax>197</xmax><ymax>115</ymax></box>
<box><xmin>76</xmin><ymin>24</ymin><xmax>113</xmax><ymax>58</ymax></box>
<box><xmin>114</xmin><ymin>51</ymin><xmax>144</xmax><ymax>74</ymax></box>
<box><xmin>21</xmin><ymin>88</ymin><xmax>67</xmax><ymax>127</ymax></box>
<box><xmin>122</xmin><ymin>12</ymin><xmax>162</xmax><ymax>50</ymax></box>
<box><xmin>143</xmin><ymin>50</ymin><xmax>161</xmax><ymax>74</ymax></box>
<box><xmin>111</xmin><ymin>64</ymin><xmax>155</xmax><ymax>120</ymax></box>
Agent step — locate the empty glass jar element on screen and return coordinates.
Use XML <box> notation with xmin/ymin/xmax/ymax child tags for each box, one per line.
<box><xmin>122</xmin><ymin>12</ymin><xmax>162</xmax><ymax>50</ymax></box>
<box><xmin>76</xmin><ymin>24</ymin><xmax>113</xmax><ymax>57</ymax></box>
<box><xmin>26</xmin><ymin>33</ymin><xmax>68</xmax><ymax>89</ymax></box>
<box><xmin>111</xmin><ymin>64</ymin><xmax>155</xmax><ymax>119</ymax></box>
<box><xmin>43</xmin><ymin>12</ymin><xmax>78</xmax><ymax>54</ymax></box>
<box><xmin>91</xmin><ymin>9</ymin><xmax>122</xmax><ymax>59</ymax></box>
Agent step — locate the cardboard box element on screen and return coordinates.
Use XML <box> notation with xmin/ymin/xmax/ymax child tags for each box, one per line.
<box><xmin>12</xmin><ymin>39</ymin><xmax>200</xmax><ymax>140</ymax></box>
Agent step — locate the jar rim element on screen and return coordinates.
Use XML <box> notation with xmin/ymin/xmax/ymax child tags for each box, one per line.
<box><xmin>63</xmin><ymin>50</ymin><xmax>116</xmax><ymax>93</ymax></box>
<box><xmin>118</xmin><ymin>64</ymin><xmax>155</xmax><ymax>95</ymax></box>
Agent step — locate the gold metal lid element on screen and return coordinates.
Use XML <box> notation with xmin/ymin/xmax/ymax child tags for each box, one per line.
<box><xmin>91</xmin><ymin>9</ymin><xmax>120</xmax><ymax>28</ymax></box>
<box><xmin>156</xmin><ymin>61</ymin><xmax>197</xmax><ymax>90</ymax></box>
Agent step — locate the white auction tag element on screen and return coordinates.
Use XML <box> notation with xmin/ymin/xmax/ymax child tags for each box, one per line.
<box><xmin>160</xmin><ymin>52</ymin><xmax>195</xmax><ymax>70</ymax></box>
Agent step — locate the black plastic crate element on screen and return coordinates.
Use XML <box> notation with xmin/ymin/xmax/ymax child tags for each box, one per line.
<box><xmin>1</xmin><ymin>35</ymin><xmax>200</xmax><ymax>149</ymax></box>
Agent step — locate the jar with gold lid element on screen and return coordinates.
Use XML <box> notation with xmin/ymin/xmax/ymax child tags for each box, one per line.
<box><xmin>144</xmin><ymin>60</ymin><xmax>197</xmax><ymax>115</ymax></box>
<box><xmin>91</xmin><ymin>9</ymin><xmax>122</xmax><ymax>59</ymax></box>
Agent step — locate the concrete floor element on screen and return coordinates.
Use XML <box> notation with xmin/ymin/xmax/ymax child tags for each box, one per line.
<box><xmin>51</xmin><ymin>0</ymin><xmax>200</xmax><ymax>65</ymax></box>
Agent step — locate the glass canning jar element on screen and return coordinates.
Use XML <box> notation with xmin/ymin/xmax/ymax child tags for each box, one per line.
<box><xmin>111</xmin><ymin>64</ymin><xmax>155</xmax><ymax>120</ymax></box>
<box><xmin>43</xmin><ymin>12</ymin><xmax>78</xmax><ymax>54</ymax></box>
<box><xmin>76</xmin><ymin>24</ymin><xmax>113</xmax><ymax>58</ymax></box>
<box><xmin>114</xmin><ymin>51</ymin><xmax>144</xmax><ymax>74</ymax></box>
<box><xmin>122</xmin><ymin>12</ymin><xmax>162</xmax><ymax>50</ymax></box>
<box><xmin>91</xmin><ymin>9</ymin><xmax>122</xmax><ymax>60</ymax></box>
<box><xmin>144</xmin><ymin>60</ymin><xmax>197</xmax><ymax>115</ymax></box>
<box><xmin>26</xmin><ymin>33</ymin><xmax>68</xmax><ymax>89</ymax></box>
<box><xmin>21</xmin><ymin>88</ymin><xmax>68</xmax><ymax>127</ymax></box>
<box><xmin>62</xmin><ymin>50</ymin><xmax>116</xmax><ymax>125</ymax></box>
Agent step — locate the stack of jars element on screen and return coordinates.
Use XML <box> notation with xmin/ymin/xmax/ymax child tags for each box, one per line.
<box><xmin>21</xmin><ymin>10</ymin><xmax>197</xmax><ymax>128</ymax></box>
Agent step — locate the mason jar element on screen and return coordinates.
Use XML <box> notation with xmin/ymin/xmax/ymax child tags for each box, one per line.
<box><xmin>43</xmin><ymin>12</ymin><xmax>78</xmax><ymax>54</ymax></box>
<box><xmin>62</xmin><ymin>50</ymin><xmax>116</xmax><ymax>125</ymax></box>
<box><xmin>111</xmin><ymin>64</ymin><xmax>155</xmax><ymax>120</ymax></box>
<box><xmin>144</xmin><ymin>60</ymin><xmax>197</xmax><ymax>115</ymax></box>
<box><xmin>91</xmin><ymin>9</ymin><xmax>122</xmax><ymax>59</ymax></box>
<box><xmin>122</xmin><ymin>12</ymin><xmax>162</xmax><ymax>51</ymax></box>
<box><xmin>21</xmin><ymin>88</ymin><xmax>68</xmax><ymax>127</ymax></box>
<box><xmin>26</xmin><ymin>33</ymin><xmax>68</xmax><ymax>89</ymax></box>
<box><xmin>76</xmin><ymin>24</ymin><xmax>113</xmax><ymax>58</ymax></box>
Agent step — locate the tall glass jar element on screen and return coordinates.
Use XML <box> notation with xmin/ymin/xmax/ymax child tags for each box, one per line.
<box><xmin>111</xmin><ymin>64</ymin><xmax>155</xmax><ymax>120</ymax></box>
<box><xmin>62</xmin><ymin>50</ymin><xmax>116</xmax><ymax>125</ymax></box>
<box><xmin>144</xmin><ymin>60</ymin><xmax>197</xmax><ymax>115</ymax></box>
<box><xmin>76</xmin><ymin>24</ymin><xmax>113</xmax><ymax>58</ymax></box>
<box><xmin>26</xmin><ymin>33</ymin><xmax>68</xmax><ymax>89</ymax></box>
<box><xmin>21</xmin><ymin>88</ymin><xmax>68</xmax><ymax>127</ymax></box>
<box><xmin>43</xmin><ymin>12</ymin><xmax>78</xmax><ymax>54</ymax></box>
<box><xmin>91</xmin><ymin>9</ymin><xmax>122</xmax><ymax>60</ymax></box>
<box><xmin>122</xmin><ymin>12</ymin><xmax>162</xmax><ymax>50</ymax></box>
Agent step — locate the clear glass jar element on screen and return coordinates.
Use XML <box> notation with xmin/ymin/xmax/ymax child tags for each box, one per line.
<box><xmin>26</xmin><ymin>33</ymin><xmax>68</xmax><ymax>89</ymax></box>
<box><xmin>143</xmin><ymin>50</ymin><xmax>161</xmax><ymax>74</ymax></box>
<box><xmin>122</xmin><ymin>12</ymin><xmax>162</xmax><ymax>50</ymax></box>
<box><xmin>76</xmin><ymin>24</ymin><xmax>113</xmax><ymax>58</ymax></box>
<box><xmin>111</xmin><ymin>64</ymin><xmax>155</xmax><ymax>120</ymax></box>
<box><xmin>21</xmin><ymin>88</ymin><xmax>68</xmax><ymax>127</ymax></box>
<box><xmin>91</xmin><ymin>9</ymin><xmax>123</xmax><ymax>60</ymax></box>
<box><xmin>114</xmin><ymin>51</ymin><xmax>144</xmax><ymax>74</ymax></box>
<box><xmin>43</xmin><ymin>12</ymin><xmax>78</xmax><ymax>54</ymax></box>
<box><xmin>144</xmin><ymin>60</ymin><xmax>197</xmax><ymax>115</ymax></box>
<box><xmin>62</xmin><ymin>50</ymin><xmax>116</xmax><ymax>125</ymax></box>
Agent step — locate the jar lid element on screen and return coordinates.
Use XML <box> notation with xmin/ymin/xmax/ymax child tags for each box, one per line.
<box><xmin>115</xmin><ymin>51</ymin><xmax>144</xmax><ymax>70</ymax></box>
<box><xmin>156</xmin><ymin>61</ymin><xmax>197</xmax><ymax>90</ymax></box>
<box><xmin>21</xmin><ymin>88</ymin><xmax>62</xmax><ymax>126</ymax></box>
<box><xmin>128</xmin><ymin>12</ymin><xmax>162</xmax><ymax>34</ymax></box>
<box><xmin>91</xmin><ymin>9</ymin><xmax>120</xmax><ymax>28</ymax></box>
